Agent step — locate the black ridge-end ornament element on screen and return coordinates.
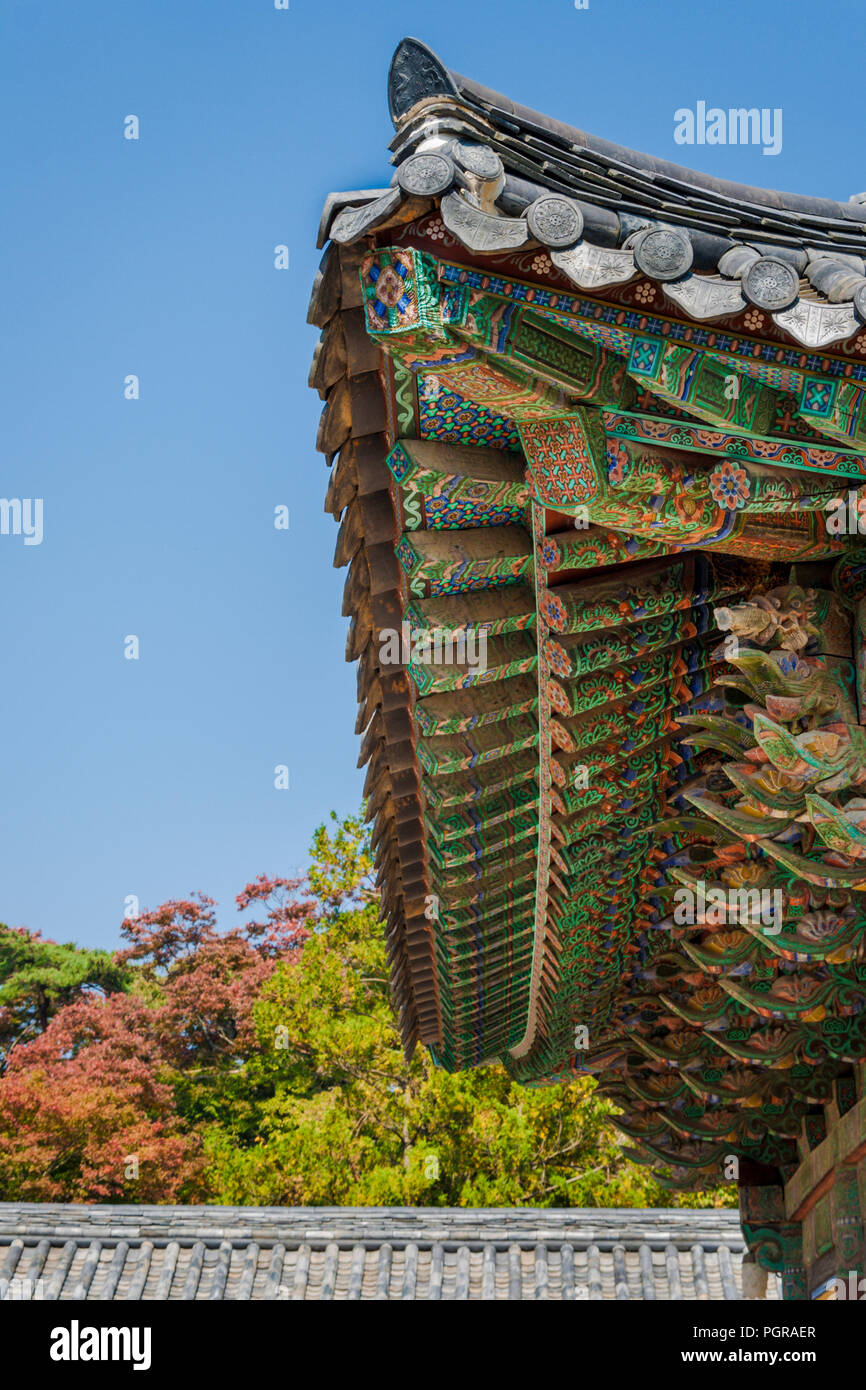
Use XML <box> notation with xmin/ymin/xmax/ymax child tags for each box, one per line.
<box><xmin>526</xmin><ymin>195</ymin><xmax>584</xmax><ymax>249</ymax></box>
<box><xmin>396</xmin><ymin>152</ymin><xmax>455</xmax><ymax>197</ymax></box>
<box><xmin>632</xmin><ymin>227</ymin><xmax>694</xmax><ymax>282</ymax></box>
<box><xmin>388</xmin><ymin>38</ymin><xmax>458</xmax><ymax>125</ymax></box>
<box><xmin>743</xmin><ymin>256</ymin><xmax>800</xmax><ymax>312</ymax></box>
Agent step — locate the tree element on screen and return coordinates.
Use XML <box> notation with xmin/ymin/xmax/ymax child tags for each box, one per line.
<box><xmin>203</xmin><ymin>819</ymin><xmax>719</xmax><ymax>1208</ymax></box>
<box><xmin>0</xmin><ymin>925</ymin><xmax>129</xmax><ymax>1069</ymax></box>
<box><xmin>0</xmin><ymin>877</ymin><xmax>315</xmax><ymax>1202</ymax></box>
<box><xmin>0</xmin><ymin>993</ymin><xmax>200</xmax><ymax>1202</ymax></box>
<box><xmin>307</xmin><ymin>809</ymin><xmax>376</xmax><ymax>912</ymax></box>
<box><xmin>117</xmin><ymin>882</ymin><xmax>312</xmax><ymax>1064</ymax></box>
<box><xmin>0</xmin><ymin>817</ymin><xmax>735</xmax><ymax>1208</ymax></box>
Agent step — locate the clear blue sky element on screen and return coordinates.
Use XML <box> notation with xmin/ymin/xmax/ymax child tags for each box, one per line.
<box><xmin>2</xmin><ymin>0</ymin><xmax>864</xmax><ymax>950</ymax></box>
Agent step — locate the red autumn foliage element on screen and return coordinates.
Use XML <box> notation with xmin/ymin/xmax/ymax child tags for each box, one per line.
<box><xmin>0</xmin><ymin>875</ymin><xmax>315</xmax><ymax>1203</ymax></box>
<box><xmin>0</xmin><ymin>994</ymin><xmax>197</xmax><ymax>1201</ymax></box>
<box><xmin>117</xmin><ymin>881</ymin><xmax>313</xmax><ymax>1060</ymax></box>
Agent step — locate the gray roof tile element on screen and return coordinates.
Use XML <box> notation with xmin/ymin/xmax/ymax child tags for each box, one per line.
<box><xmin>0</xmin><ymin>1203</ymin><xmax>779</xmax><ymax>1301</ymax></box>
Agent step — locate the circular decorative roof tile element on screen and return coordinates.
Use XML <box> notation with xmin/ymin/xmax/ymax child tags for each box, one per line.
<box><xmin>453</xmin><ymin>140</ymin><xmax>503</xmax><ymax>181</ymax></box>
<box><xmin>396</xmin><ymin>152</ymin><xmax>455</xmax><ymax>197</ymax></box>
<box><xmin>743</xmin><ymin>257</ymin><xmax>800</xmax><ymax>312</ymax></box>
<box><xmin>526</xmin><ymin>195</ymin><xmax>584</xmax><ymax>249</ymax></box>
<box><xmin>633</xmin><ymin>228</ymin><xmax>694</xmax><ymax>282</ymax></box>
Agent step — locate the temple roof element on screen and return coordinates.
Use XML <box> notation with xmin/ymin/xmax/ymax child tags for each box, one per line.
<box><xmin>310</xmin><ymin>40</ymin><xmax>866</xmax><ymax>1197</ymax></box>
<box><xmin>0</xmin><ymin>1204</ymin><xmax>766</xmax><ymax>1300</ymax></box>
<box><xmin>320</xmin><ymin>39</ymin><xmax>866</xmax><ymax>349</ymax></box>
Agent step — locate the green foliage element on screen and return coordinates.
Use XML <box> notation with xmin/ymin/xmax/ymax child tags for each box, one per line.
<box><xmin>307</xmin><ymin>810</ymin><xmax>375</xmax><ymax>914</ymax></box>
<box><xmin>201</xmin><ymin>815</ymin><xmax>734</xmax><ymax>1208</ymax></box>
<box><xmin>0</xmin><ymin>813</ymin><xmax>736</xmax><ymax>1209</ymax></box>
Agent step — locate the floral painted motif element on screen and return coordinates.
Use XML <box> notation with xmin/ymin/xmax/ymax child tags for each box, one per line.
<box><xmin>709</xmin><ymin>461</ymin><xmax>751</xmax><ymax>510</ymax></box>
<box><xmin>425</xmin><ymin>217</ymin><xmax>448</xmax><ymax>242</ymax></box>
<box><xmin>541</xmin><ymin>537</ymin><xmax>560</xmax><ymax>568</ymax></box>
<box><xmin>530</xmin><ymin>253</ymin><xmax>553</xmax><ymax>276</ymax></box>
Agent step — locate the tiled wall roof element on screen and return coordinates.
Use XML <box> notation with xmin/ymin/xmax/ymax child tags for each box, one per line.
<box><xmin>0</xmin><ymin>1204</ymin><xmax>776</xmax><ymax>1300</ymax></box>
